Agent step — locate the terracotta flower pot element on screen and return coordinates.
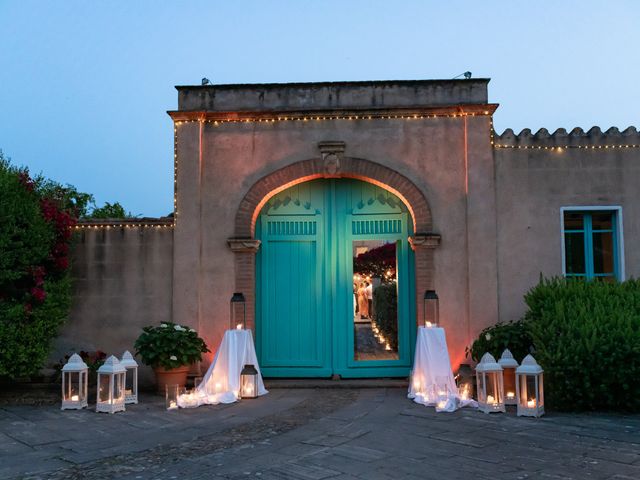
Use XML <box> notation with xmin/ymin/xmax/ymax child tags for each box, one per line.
<box><xmin>154</xmin><ymin>365</ymin><xmax>190</xmax><ymax>394</ymax></box>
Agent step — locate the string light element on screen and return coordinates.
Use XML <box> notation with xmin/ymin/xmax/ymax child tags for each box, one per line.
<box><xmin>74</xmin><ymin>223</ymin><xmax>173</xmax><ymax>230</ymax></box>
<box><xmin>494</xmin><ymin>144</ymin><xmax>640</xmax><ymax>150</ymax></box>
<box><xmin>168</xmin><ymin>110</ymin><xmax>495</xmax><ymax>126</ymax></box>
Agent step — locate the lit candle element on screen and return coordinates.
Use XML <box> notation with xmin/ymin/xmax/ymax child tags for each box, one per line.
<box><xmin>506</xmin><ymin>391</ymin><xmax>515</xmax><ymax>399</ymax></box>
<box><xmin>71</xmin><ymin>395</ymin><xmax>79</xmax><ymax>401</ymax></box>
<box><xmin>236</xmin><ymin>324</ymin><xmax>242</xmax><ymax>330</ymax></box>
<box><xmin>245</xmin><ymin>384</ymin><xmax>254</xmax><ymax>395</ymax></box>
<box><xmin>460</xmin><ymin>386</ymin><xmax>469</xmax><ymax>400</ymax></box>
<box><xmin>426</xmin><ymin>321</ymin><xmax>432</xmax><ymax>328</ymax></box>
<box><xmin>168</xmin><ymin>400</ymin><xmax>177</xmax><ymax>410</ymax></box>
<box><xmin>527</xmin><ymin>399</ymin><xmax>536</xmax><ymax>408</ymax></box>
<box><xmin>437</xmin><ymin>401</ymin><xmax>447</xmax><ymax>409</ymax></box>
<box><xmin>385</xmin><ymin>343</ymin><xmax>391</xmax><ymax>351</ymax></box>
<box><xmin>487</xmin><ymin>395</ymin><xmax>495</xmax><ymax>404</ymax></box>
<box><xmin>125</xmin><ymin>389</ymin><xmax>132</xmax><ymax>395</ymax></box>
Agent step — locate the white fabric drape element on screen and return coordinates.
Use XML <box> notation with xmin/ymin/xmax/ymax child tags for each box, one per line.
<box><xmin>177</xmin><ymin>329</ymin><xmax>267</xmax><ymax>408</ymax></box>
<box><xmin>408</xmin><ymin>326</ymin><xmax>477</xmax><ymax>412</ymax></box>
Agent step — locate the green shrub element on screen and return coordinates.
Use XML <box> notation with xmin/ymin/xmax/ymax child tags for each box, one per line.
<box><xmin>0</xmin><ymin>152</ymin><xmax>83</xmax><ymax>379</ymax></box>
<box><xmin>134</xmin><ymin>322</ymin><xmax>210</xmax><ymax>370</ymax></box>
<box><xmin>466</xmin><ymin>318</ymin><xmax>533</xmax><ymax>363</ymax></box>
<box><xmin>526</xmin><ymin>277</ymin><xmax>640</xmax><ymax>412</ymax></box>
<box><xmin>373</xmin><ymin>283</ymin><xmax>398</xmax><ymax>350</ymax></box>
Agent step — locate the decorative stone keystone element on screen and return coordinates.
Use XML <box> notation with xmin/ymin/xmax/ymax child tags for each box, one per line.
<box><xmin>408</xmin><ymin>233</ymin><xmax>441</xmax><ymax>250</ymax></box>
<box><xmin>318</xmin><ymin>141</ymin><xmax>345</xmax><ymax>178</ymax></box>
<box><xmin>227</xmin><ymin>237</ymin><xmax>261</xmax><ymax>253</ymax></box>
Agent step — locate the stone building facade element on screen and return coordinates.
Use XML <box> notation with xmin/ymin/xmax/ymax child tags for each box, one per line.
<box><xmin>56</xmin><ymin>80</ymin><xmax>640</xmax><ymax>383</ymax></box>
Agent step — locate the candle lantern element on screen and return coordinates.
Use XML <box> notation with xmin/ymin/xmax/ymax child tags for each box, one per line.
<box><xmin>423</xmin><ymin>290</ymin><xmax>439</xmax><ymax>327</ymax></box>
<box><xmin>240</xmin><ymin>364</ymin><xmax>259</xmax><ymax>399</ymax></box>
<box><xmin>230</xmin><ymin>292</ymin><xmax>246</xmax><ymax>330</ymax></box>
<box><xmin>516</xmin><ymin>354</ymin><xmax>544</xmax><ymax>417</ymax></box>
<box><xmin>498</xmin><ymin>349</ymin><xmax>519</xmax><ymax>405</ymax></box>
<box><xmin>96</xmin><ymin>356</ymin><xmax>126</xmax><ymax>414</ymax></box>
<box><xmin>455</xmin><ymin>363</ymin><xmax>476</xmax><ymax>400</ymax></box>
<box><xmin>475</xmin><ymin>353</ymin><xmax>505</xmax><ymax>414</ymax></box>
<box><xmin>120</xmin><ymin>351</ymin><xmax>138</xmax><ymax>404</ymax></box>
<box><xmin>61</xmin><ymin>353</ymin><xmax>89</xmax><ymax>410</ymax></box>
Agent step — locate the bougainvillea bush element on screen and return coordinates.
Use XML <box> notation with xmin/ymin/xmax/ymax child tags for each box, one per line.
<box><xmin>0</xmin><ymin>153</ymin><xmax>90</xmax><ymax>379</ymax></box>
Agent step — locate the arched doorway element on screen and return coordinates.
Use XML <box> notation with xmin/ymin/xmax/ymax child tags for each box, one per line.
<box><xmin>255</xmin><ymin>178</ymin><xmax>415</xmax><ymax>378</ymax></box>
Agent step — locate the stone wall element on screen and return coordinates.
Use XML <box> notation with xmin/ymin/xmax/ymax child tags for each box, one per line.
<box><xmin>52</xmin><ymin>220</ymin><xmax>174</xmax><ymax>385</ymax></box>
<box><xmin>171</xmin><ymin>80</ymin><xmax>498</xmax><ymax>370</ymax></box>
<box><xmin>494</xmin><ymin>126</ymin><xmax>640</xmax><ymax>322</ymax></box>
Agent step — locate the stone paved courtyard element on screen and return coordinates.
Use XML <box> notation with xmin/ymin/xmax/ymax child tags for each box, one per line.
<box><xmin>0</xmin><ymin>388</ymin><xmax>638</xmax><ymax>480</ymax></box>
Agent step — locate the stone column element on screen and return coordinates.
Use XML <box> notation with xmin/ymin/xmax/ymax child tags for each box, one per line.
<box><xmin>227</xmin><ymin>238</ymin><xmax>261</xmax><ymax>332</ymax></box>
<box><xmin>408</xmin><ymin>233</ymin><xmax>441</xmax><ymax>326</ymax></box>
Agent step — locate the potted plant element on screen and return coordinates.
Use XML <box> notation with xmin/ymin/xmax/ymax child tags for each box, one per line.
<box><xmin>134</xmin><ymin>322</ymin><xmax>209</xmax><ymax>393</ymax></box>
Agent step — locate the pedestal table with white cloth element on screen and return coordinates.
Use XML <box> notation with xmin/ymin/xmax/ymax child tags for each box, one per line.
<box><xmin>407</xmin><ymin>326</ymin><xmax>477</xmax><ymax>412</ymax></box>
<box><xmin>177</xmin><ymin>329</ymin><xmax>268</xmax><ymax>408</ymax></box>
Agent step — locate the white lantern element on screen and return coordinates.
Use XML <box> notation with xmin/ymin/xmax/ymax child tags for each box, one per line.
<box><xmin>96</xmin><ymin>356</ymin><xmax>126</xmax><ymax>414</ymax></box>
<box><xmin>498</xmin><ymin>349</ymin><xmax>519</xmax><ymax>405</ymax></box>
<box><xmin>476</xmin><ymin>353</ymin><xmax>505</xmax><ymax>414</ymax></box>
<box><xmin>61</xmin><ymin>353</ymin><xmax>88</xmax><ymax>410</ymax></box>
<box><xmin>516</xmin><ymin>354</ymin><xmax>544</xmax><ymax>417</ymax></box>
<box><xmin>120</xmin><ymin>351</ymin><xmax>138</xmax><ymax>404</ymax></box>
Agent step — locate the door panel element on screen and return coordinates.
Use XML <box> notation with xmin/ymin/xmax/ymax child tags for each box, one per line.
<box><xmin>256</xmin><ymin>179</ymin><xmax>414</xmax><ymax>378</ymax></box>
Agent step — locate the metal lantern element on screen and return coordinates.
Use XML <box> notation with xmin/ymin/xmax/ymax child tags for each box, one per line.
<box><xmin>120</xmin><ymin>350</ymin><xmax>138</xmax><ymax>405</ymax></box>
<box><xmin>516</xmin><ymin>354</ymin><xmax>544</xmax><ymax>417</ymax></box>
<box><xmin>96</xmin><ymin>356</ymin><xmax>126</xmax><ymax>414</ymax></box>
<box><xmin>240</xmin><ymin>364</ymin><xmax>259</xmax><ymax>399</ymax></box>
<box><xmin>455</xmin><ymin>363</ymin><xmax>476</xmax><ymax>400</ymax></box>
<box><xmin>423</xmin><ymin>290</ymin><xmax>439</xmax><ymax>327</ymax></box>
<box><xmin>498</xmin><ymin>349</ymin><xmax>519</xmax><ymax>405</ymax></box>
<box><xmin>61</xmin><ymin>353</ymin><xmax>88</xmax><ymax>410</ymax></box>
<box><xmin>475</xmin><ymin>353</ymin><xmax>505</xmax><ymax>414</ymax></box>
<box><xmin>230</xmin><ymin>292</ymin><xmax>246</xmax><ymax>330</ymax></box>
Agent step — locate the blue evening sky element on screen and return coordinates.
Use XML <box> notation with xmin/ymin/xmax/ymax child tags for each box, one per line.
<box><xmin>1</xmin><ymin>1</ymin><xmax>638</xmax><ymax>216</ymax></box>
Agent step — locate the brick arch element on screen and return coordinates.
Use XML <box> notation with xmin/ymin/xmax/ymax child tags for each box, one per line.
<box><xmin>235</xmin><ymin>157</ymin><xmax>433</xmax><ymax>237</ymax></box>
<box><xmin>229</xmin><ymin>157</ymin><xmax>439</xmax><ymax>334</ymax></box>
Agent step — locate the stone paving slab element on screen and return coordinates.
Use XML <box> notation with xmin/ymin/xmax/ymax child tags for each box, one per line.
<box><xmin>0</xmin><ymin>388</ymin><xmax>639</xmax><ymax>479</ymax></box>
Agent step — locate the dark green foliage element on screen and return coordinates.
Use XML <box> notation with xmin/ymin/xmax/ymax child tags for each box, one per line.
<box><xmin>466</xmin><ymin>319</ymin><xmax>533</xmax><ymax>363</ymax></box>
<box><xmin>88</xmin><ymin>201</ymin><xmax>132</xmax><ymax>219</ymax></box>
<box><xmin>0</xmin><ymin>278</ymin><xmax>72</xmax><ymax>378</ymax></box>
<box><xmin>525</xmin><ymin>277</ymin><xmax>640</xmax><ymax>412</ymax></box>
<box><xmin>0</xmin><ymin>152</ymin><xmax>79</xmax><ymax>378</ymax></box>
<box><xmin>373</xmin><ymin>283</ymin><xmax>398</xmax><ymax>349</ymax></box>
<box><xmin>134</xmin><ymin>322</ymin><xmax>210</xmax><ymax>370</ymax></box>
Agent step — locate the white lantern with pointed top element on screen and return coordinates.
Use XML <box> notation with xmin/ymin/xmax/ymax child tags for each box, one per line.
<box><xmin>96</xmin><ymin>356</ymin><xmax>126</xmax><ymax>414</ymax></box>
<box><xmin>61</xmin><ymin>354</ymin><xmax>89</xmax><ymax>410</ymax></box>
<box><xmin>476</xmin><ymin>353</ymin><xmax>505</xmax><ymax>414</ymax></box>
<box><xmin>516</xmin><ymin>354</ymin><xmax>544</xmax><ymax>417</ymax></box>
<box><xmin>120</xmin><ymin>351</ymin><xmax>138</xmax><ymax>404</ymax></box>
<box><xmin>498</xmin><ymin>349</ymin><xmax>519</xmax><ymax>405</ymax></box>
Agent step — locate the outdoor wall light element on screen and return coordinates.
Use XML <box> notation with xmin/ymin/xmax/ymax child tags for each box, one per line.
<box><xmin>230</xmin><ymin>292</ymin><xmax>246</xmax><ymax>330</ymax></box>
<box><xmin>423</xmin><ymin>290</ymin><xmax>439</xmax><ymax>327</ymax></box>
<box><xmin>498</xmin><ymin>349</ymin><xmax>519</xmax><ymax>405</ymax></box>
<box><xmin>516</xmin><ymin>355</ymin><xmax>545</xmax><ymax>417</ymax></box>
<box><xmin>476</xmin><ymin>353</ymin><xmax>505</xmax><ymax>414</ymax></box>
<box><xmin>61</xmin><ymin>353</ymin><xmax>88</xmax><ymax>410</ymax></box>
<box><xmin>96</xmin><ymin>356</ymin><xmax>126</xmax><ymax>414</ymax></box>
<box><xmin>120</xmin><ymin>350</ymin><xmax>139</xmax><ymax>405</ymax></box>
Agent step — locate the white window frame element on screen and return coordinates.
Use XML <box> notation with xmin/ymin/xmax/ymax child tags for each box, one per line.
<box><xmin>560</xmin><ymin>206</ymin><xmax>625</xmax><ymax>281</ymax></box>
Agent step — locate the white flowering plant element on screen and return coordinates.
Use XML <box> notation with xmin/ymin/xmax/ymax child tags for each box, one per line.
<box><xmin>134</xmin><ymin>322</ymin><xmax>210</xmax><ymax>370</ymax></box>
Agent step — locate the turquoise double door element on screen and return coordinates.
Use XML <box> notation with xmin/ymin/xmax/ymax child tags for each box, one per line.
<box><xmin>256</xmin><ymin>178</ymin><xmax>415</xmax><ymax>378</ymax></box>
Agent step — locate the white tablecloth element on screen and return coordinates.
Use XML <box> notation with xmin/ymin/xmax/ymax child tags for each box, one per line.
<box><xmin>408</xmin><ymin>326</ymin><xmax>477</xmax><ymax>412</ymax></box>
<box><xmin>178</xmin><ymin>329</ymin><xmax>268</xmax><ymax>407</ymax></box>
